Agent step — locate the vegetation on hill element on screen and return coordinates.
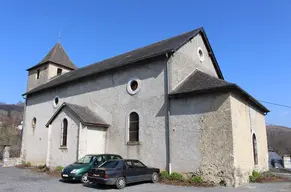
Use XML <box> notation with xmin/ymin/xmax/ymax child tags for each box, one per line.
<box><xmin>267</xmin><ymin>124</ymin><xmax>291</xmax><ymax>156</ymax></box>
<box><xmin>0</xmin><ymin>102</ymin><xmax>24</xmax><ymax>158</ymax></box>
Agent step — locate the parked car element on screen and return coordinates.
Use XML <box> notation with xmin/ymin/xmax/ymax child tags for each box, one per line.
<box><xmin>61</xmin><ymin>154</ymin><xmax>122</xmax><ymax>183</ymax></box>
<box><xmin>87</xmin><ymin>159</ymin><xmax>160</xmax><ymax>189</ymax></box>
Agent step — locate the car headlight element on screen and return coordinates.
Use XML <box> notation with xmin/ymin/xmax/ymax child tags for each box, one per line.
<box><xmin>70</xmin><ymin>169</ymin><xmax>78</xmax><ymax>174</ymax></box>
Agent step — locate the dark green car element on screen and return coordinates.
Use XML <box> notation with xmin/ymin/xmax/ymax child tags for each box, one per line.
<box><xmin>61</xmin><ymin>154</ymin><xmax>122</xmax><ymax>183</ymax></box>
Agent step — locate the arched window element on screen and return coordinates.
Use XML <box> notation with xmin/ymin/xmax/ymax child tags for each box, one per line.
<box><xmin>32</xmin><ymin>117</ymin><xmax>37</xmax><ymax>135</ymax></box>
<box><xmin>32</xmin><ymin>117</ymin><xmax>37</xmax><ymax>128</ymax></box>
<box><xmin>129</xmin><ymin>112</ymin><xmax>139</xmax><ymax>142</ymax></box>
<box><xmin>61</xmin><ymin>118</ymin><xmax>68</xmax><ymax>147</ymax></box>
<box><xmin>252</xmin><ymin>134</ymin><xmax>258</xmax><ymax>165</ymax></box>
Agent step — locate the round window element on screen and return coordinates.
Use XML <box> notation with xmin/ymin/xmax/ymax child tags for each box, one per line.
<box><xmin>32</xmin><ymin>117</ymin><xmax>37</xmax><ymax>128</ymax></box>
<box><xmin>127</xmin><ymin>79</ymin><xmax>141</xmax><ymax>95</ymax></box>
<box><xmin>53</xmin><ymin>96</ymin><xmax>60</xmax><ymax>107</ymax></box>
<box><xmin>197</xmin><ymin>47</ymin><xmax>204</xmax><ymax>62</ymax></box>
<box><xmin>130</xmin><ymin>80</ymin><xmax>138</xmax><ymax>91</ymax></box>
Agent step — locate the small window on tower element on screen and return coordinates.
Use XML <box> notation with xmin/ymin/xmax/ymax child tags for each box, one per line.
<box><xmin>57</xmin><ymin>68</ymin><xmax>62</xmax><ymax>76</ymax></box>
<box><xmin>36</xmin><ymin>69</ymin><xmax>40</xmax><ymax>79</ymax></box>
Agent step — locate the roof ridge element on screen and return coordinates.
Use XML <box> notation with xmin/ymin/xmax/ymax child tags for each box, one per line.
<box><xmin>45</xmin><ymin>102</ymin><xmax>109</xmax><ymax>127</ymax></box>
<box><xmin>170</xmin><ymin>69</ymin><xmax>232</xmax><ymax>95</ymax></box>
<box><xmin>194</xmin><ymin>69</ymin><xmax>231</xmax><ymax>83</ymax></box>
<box><xmin>24</xmin><ymin>27</ymin><xmax>224</xmax><ymax>96</ymax></box>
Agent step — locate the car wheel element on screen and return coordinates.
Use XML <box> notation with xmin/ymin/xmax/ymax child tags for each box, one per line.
<box><xmin>116</xmin><ymin>177</ymin><xmax>126</xmax><ymax>189</ymax></box>
<box><xmin>151</xmin><ymin>172</ymin><xmax>159</xmax><ymax>183</ymax></box>
<box><xmin>81</xmin><ymin>173</ymin><xmax>89</xmax><ymax>184</ymax></box>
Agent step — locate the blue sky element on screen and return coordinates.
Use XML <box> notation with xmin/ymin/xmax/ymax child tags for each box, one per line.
<box><xmin>0</xmin><ymin>0</ymin><xmax>290</xmax><ymax>127</ymax></box>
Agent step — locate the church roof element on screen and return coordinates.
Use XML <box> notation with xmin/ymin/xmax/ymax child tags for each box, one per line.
<box><xmin>169</xmin><ymin>70</ymin><xmax>270</xmax><ymax>113</ymax></box>
<box><xmin>27</xmin><ymin>42</ymin><xmax>77</xmax><ymax>71</ymax></box>
<box><xmin>45</xmin><ymin>102</ymin><xmax>109</xmax><ymax>127</ymax></box>
<box><xmin>24</xmin><ymin>27</ymin><xmax>223</xmax><ymax>96</ymax></box>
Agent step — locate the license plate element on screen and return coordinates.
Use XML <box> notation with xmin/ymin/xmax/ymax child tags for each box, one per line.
<box><xmin>93</xmin><ymin>174</ymin><xmax>99</xmax><ymax>177</ymax></box>
<box><xmin>62</xmin><ymin>174</ymin><xmax>69</xmax><ymax>177</ymax></box>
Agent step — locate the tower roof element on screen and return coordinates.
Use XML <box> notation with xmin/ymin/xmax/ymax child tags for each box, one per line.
<box><xmin>27</xmin><ymin>42</ymin><xmax>77</xmax><ymax>71</ymax></box>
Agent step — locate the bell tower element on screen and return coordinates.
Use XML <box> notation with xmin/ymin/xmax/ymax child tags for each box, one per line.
<box><xmin>26</xmin><ymin>42</ymin><xmax>77</xmax><ymax>91</ymax></box>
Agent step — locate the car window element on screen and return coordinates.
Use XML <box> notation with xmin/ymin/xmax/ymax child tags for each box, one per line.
<box><xmin>133</xmin><ymin>160</ymin><xmax>146</xmax><ymax>168</ymax></box>
<box><xmin>100</xmin><ymin>161</ymin><xmax>119</xmax><ymax>168</ymax></box>
<box><xmin>125</xmin><ymin>160</ymin><xmax>133</xmax><ymax>169</ymax></box>
<box><xmin>94</xmin><ymin>156</ymin><xmax>103</xmax><ymax>164</ymax></box>
<box><xmin>101</xmin><ymin>155</ymin><xmax>108</xmax><ymax>162</ymax></box>
<box><xmin>109</xmin><ymin>155</ymin><xmax>121</xmax><ymax>160</ymax></box>
<box><xmin>76</xmin><ymin>155</ymin><xmax>92</xmax><ymax>164</ymax></box>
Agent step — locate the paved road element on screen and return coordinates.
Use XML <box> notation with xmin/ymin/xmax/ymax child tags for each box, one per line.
<box><xmin>0</xmin><ymin>167</ymin><xmax>291</xmax><ymax>192</ymax></box>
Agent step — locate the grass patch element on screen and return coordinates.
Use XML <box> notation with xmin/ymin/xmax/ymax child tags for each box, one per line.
<box><xmin>55</xmin><ymin>166</ymin><xmax>63</xmax><ymax>172</ymax></box>
<box><xmin>160</xmin><ymin>171</ymin><xmax>169</xmax><ymax>180</ymax></box>
<box><xmin>249</xmin><ymin>170</ymin><xmax>261</xmax><ymax>182</ymax></box>
<box><xmin>168</xmin><ymin>172</ymin><xmax>184</xmax><ymax>181</ymax></box>
<box><xmin>190</xmin><ymin>176</ymin><xmax>203</xmax><ymax>184</ymax></box>
<box><xmin>159</xmin><ymin>171</ymin><xmax>214</xmax><ymax>187</ymax></box>
<box><xmin>249</xmin><ymin>170</ymin><xmax>288</xmax><ymax>183</ymax></box>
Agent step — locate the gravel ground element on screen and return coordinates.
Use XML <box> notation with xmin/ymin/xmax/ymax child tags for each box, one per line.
<box><xmin>0</xmin><ymin>167</ymin><xmax>291</xmax><ymax>192</ymax></box>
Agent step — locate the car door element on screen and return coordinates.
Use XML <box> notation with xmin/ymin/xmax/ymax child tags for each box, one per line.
<box><xmin>123</xmin><ymin>160</ymin><xmax>139</xmax><ymax>184</ymax></box>
<box><xmin>132</xmin><ymin>160</ymin><xmax>149</xmax><ymax>182</ymax></box>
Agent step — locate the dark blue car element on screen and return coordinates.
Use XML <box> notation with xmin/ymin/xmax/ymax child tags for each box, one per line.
<box><xmin>87</xmin><ymin>159</ymin><xmax>160</xmax><ymax>189</ymax></box>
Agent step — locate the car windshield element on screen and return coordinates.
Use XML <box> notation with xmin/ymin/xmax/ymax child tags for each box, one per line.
<box><xmin>100</xmin><ymin>161</ymin><xmax>119</xmax><ymax>168</ymax></box>
<box><xmin>75</xmin><ymin>155</ymin><xmax>92</xmax><ymax>164</ymax></box>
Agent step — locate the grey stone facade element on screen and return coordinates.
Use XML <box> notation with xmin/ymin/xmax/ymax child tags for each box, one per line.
<box><xmin>21</xmin><ymin>28</ymin><xmax>269</xmax><ymax>187</ymax></box>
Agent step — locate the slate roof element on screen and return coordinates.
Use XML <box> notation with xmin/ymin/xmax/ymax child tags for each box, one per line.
<box><xmin>27</xmin><ymin>42</ymin><xmax>77</xmax><ymax>71</ymax></box>
<box><xmin>24</xmin><ymin>27</ymin><xmax>223</xmax><ymax>96</ymax></box>
<box><xmin>171</xmin><ymin>70</ymin><xmax>233</xmax><ymax>94</ymax></box>
<box><xmin>169</xmin><ymin>70</ymin><xmax>270</xmax><ymax>113</ymax></box>
<box><xmin>45</xmin><ymin>102</ymin><xmax>109</xmax><ymax>127</ymax></box>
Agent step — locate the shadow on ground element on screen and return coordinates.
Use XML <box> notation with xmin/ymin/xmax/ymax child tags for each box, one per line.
<box><xmin>59</xmin><ymin>179</ymin><xmax>82</xmax><ymax>184</ymax></box>
<box><xmin>82</xmin><ymin>181</ymin><xmax>151</xmax><ymax>190</ymax></box>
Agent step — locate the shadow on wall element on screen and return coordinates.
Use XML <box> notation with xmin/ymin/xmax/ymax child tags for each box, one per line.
<box><xmin>169</xmin><ymin>93</ymin><xmax>229</xmax><ymax>116</ymax></box>
<box><xmin>27</xmin><ymin>58</ymin><xmax>166</xmax><ymax>106</ymax></box>
<box><xmin>155</xmin><ymin>92</ymin><xmax>229</xmax><ymax>172</ymax></box>
<box><xmin>155</xmin><ymin>93</ymin><xmax>228</xmax><ymax>118</ymax></box>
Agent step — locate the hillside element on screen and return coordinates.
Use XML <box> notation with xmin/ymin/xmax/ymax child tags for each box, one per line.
<box><xmin>267</xmin><ymin>124</ymin><xmax>291</xmax><ymax>156</ymax></box>
<box><xmin>0</xmin><ymin>103</ymin><xmax>23</xmax><ymax>112</ymax></box>
<box><xmin>0</xmin><ymin>102</ymin><xmax>24</xmax><ymax>158</ymax></box>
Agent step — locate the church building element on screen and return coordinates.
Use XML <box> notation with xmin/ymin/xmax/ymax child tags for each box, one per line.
<box><xmin>21</xmin><ymin>27</ymin><xmax>269</xmax><ymax>186</ymax></box>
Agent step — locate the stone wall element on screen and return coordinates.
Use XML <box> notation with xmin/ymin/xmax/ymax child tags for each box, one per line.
<box><xmin>2</xmin><ymin>146</ymin><xmax>21</xmax><ymax>167</ymax></box>
<box><xmin>230</xmin><ymin>94</ymin><xmax>269</xmax><ymax>186</ymax></box>
<box><xmin>170</xmin><ymin>93</ymin><xmax>235</xmax><ymax>186</ymax></box>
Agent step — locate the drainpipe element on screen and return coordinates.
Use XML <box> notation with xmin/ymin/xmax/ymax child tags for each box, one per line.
<box><xmin>165</xmin><ymin>52</ymin><xmax>172</xmax><ymax>174</ymax></box>
<box><xmin>20</xmin><ymin>95</ymin><xmax>27</xmax><ymax>160</ymax></box>
<box><xmin>76</xmin><ymin>123</ymin><xmax>81</xmax><ymax>161</ymax></box>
